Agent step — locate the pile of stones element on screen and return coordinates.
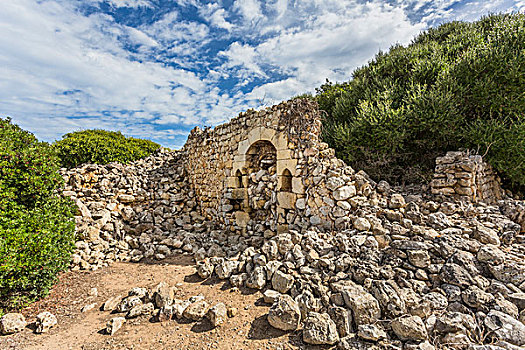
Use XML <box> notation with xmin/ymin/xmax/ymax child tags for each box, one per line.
<box><xmin>246</xmin><ymin>166</ymin><xmax>278</xmax><ymax>229</ymax></box>
<box><xmin>195</xmin><ymin>192</ymin><xmax>525</xmax><ymax>349</ymax></box>
<box><xmin>98</xmin><ymin>282</ymin><xmax>236</xmax><ymax>335</ymax></box>
<box><xmin>431</xmin><ymin>151</ymin><xmax>506</xmax><ymax>203</ymax></box>
<box><xmin>58</xmin><ymin>144</ymin><xmax>525</xmax><ymax>349</ymax></box>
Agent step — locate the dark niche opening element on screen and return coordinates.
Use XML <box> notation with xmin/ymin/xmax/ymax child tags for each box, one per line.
<box><xmin>281</xmin><ymin>168</ymin><xmax>292</xmax><ymax>192</ymax></box>
<box><xmin>246</xmin><ymin>140</ymin><xmax>277</xmax><ymax>173</ymax></box>
<box><xmin>235</xmin><ymin>169</ymin><xmax>244</xmax><ymax>188</ymax></box>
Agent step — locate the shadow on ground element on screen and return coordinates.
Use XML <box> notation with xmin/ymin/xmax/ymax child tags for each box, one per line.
<box><xmin>247</xmin><ymin>314</ymin><xmax>286</xmax><ymax>340</ymax></box>
<box><xmin>140</xmin><ymin>254</ymin><xmax>195</xmax><ymax>267</ymax></box>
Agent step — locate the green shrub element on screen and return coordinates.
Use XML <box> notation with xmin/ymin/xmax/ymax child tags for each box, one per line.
<box><xmin>54</xmin><ymin>129</ymin><xmax>161</xmax><ymax>168</ymax></box>
<box><xmin>317</xmin><ymin>13</ymin><xmax>525</xmax><ymax>192</ymax></box>
<box><xmin>0</xmin><ymin>118</ymin><xmax>75</xmax><ymax>310</ymax></box>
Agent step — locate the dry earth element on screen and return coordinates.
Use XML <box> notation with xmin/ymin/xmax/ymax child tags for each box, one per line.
<box><xmin>0</xmin><ymin>255</ymin><xmax>326</xmax><ymax>350</ymax></box>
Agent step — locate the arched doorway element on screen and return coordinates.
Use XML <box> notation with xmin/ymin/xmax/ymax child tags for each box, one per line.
<box><xmin>246</xmin><ymin>140</ymin><xmax>277</xmax><ymax>173</ymax></box>
<box><xmin>244</xmin><ymin>140</ymin><xmax>278</xmax><ymax>231</ymax></box>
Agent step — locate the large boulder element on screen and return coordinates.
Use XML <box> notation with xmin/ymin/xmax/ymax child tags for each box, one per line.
<box><xmin>0</xmin><ymin>313</ymin><xmax>26</xmax><ymax>335</ymax></box>
<box><xmin>271</xmin><ymin>270</ymin><xmax>294</xmax><ymax>294</ymax></box>
<box><xmin>267</xmin><ymin>295</ymin><xmax>301</xmax><ymax>331</ymax></box>
<box><xmin>302</xmin><ymin>312</ymin><xmax>339</xmax><ymax>345</ymax></box>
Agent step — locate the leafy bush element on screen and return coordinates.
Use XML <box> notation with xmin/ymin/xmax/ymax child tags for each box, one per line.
<box><xmin>0</xmin><ymin>118</ymin><xmax>75</xmax><ymax>310</ymax></box>
<box><xmin>317</xmin><ymin>13</ymin><xmax>525</xmax><ymax>192</ymax></box>
<box><xmin>54</xmin><ymin>129</ymin><xmax>161</xmax><ymax>168</ymax></box>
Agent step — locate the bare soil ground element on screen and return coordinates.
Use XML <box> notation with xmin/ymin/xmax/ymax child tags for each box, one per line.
<box><xmin>0</xmin><ymin>255</ymin><xmax>329</xmax><ymax>350</ymax></box>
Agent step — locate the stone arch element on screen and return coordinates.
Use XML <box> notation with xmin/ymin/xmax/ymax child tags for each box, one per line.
<box><xmin>230</xmin><ymin>126</ymin><xmax>304</xmax><ymax>232</ymax></box>
<box><xmin>246</xmin><ymin>140</ymin><xmax>277</xmax><ymax>173</ymax></box>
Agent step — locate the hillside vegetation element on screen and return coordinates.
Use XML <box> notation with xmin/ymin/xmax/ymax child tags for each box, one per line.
<box><xmin>54</xmin><ymin>129</ymin><xmax>161</xmax><ymax>168</ymax></box>
<box><xmin>0</xmin><ymin>118</ymin><xmax>76</xmax><ymax>311</ymax></box>
<box><xmin>317</xmin><ymin>13</ymin><xmax>525</xmax><ymax>193</ymax></box>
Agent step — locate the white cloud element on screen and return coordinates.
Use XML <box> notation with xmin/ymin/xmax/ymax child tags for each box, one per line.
<box><xmin>0</xmin><ymin>0</ymin><xmax>214</xmax><ymax>147</ymax></box>
<box><xmin>126</xmin><ymin>27</ymin><xmax>159</xmax><ymax>48</ymax></box>
<box><xmin>233</xmin><ymin>0</ymin><xmax>264</xmax><ymax>22</ymax></box>
<box><xmin>221</xmin><ymin>1</ymin><xmax>425</xmax><ymax>102</ymax></box>
<box><xmin>101</xmin><ymin>0</ymin><xmax>153</xmax><ymax>8</ymax></box>
<box><xmin>199</xmin><ymin>3</ymin><xmax>234</xmax><ymax>31</ymax></box>
<box><xmin>219</xmin><ymin>42</ymin><xmax>266</xmax><ymax>78</ymax></box>
<box><xmin>1</xmin><ymin>0</ymin><xmax>523</xmax><ymax>148</ymax></box>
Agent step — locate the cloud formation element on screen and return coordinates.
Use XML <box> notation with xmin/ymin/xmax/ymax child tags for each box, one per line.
<box><xmin>0</xmin><ymin>0</ymin><xmax>522</xmax><ymax>148</ymax></box>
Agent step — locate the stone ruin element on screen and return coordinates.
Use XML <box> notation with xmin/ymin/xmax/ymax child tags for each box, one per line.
<box><xmin>59</xmin><ymin>99</ymin><xmax>525</xmax><ymax>349</ymax></box>
<box><xmin>431</xmin><ymin>151</ymin><xmax>506</xmax><ymax>204</ymax></box>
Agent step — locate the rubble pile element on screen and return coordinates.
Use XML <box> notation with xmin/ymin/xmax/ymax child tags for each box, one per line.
<box><xmin>61</xmin><ymin>149</ymin><xmax>207</xmax><ymax>271</ymax></box>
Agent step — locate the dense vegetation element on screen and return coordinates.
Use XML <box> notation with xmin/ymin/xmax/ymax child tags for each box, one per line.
<box><xmin>0</xmin><ymin>118</ymin><xmax>76</xmax><ymax>311</ymax></box>
<box><xmin>0</xmin><ymin>122</ymin><xmax>161</xmax><ymax>312</ymax></box>
<box><xmin>316</xmin><ymin>13</ymin><xmax>525</xmax><ymax>193</ymax></box>
<box><xmin>54</xmin><ymin>129</ymin><xmax>161</xmax><ymax>168</ymax></box>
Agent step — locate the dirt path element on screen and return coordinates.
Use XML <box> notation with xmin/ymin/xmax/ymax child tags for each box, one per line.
<box><xmin>0</xmin><ymin>255</ymin><xmax>320</xmax><ymax>350</ymax></box>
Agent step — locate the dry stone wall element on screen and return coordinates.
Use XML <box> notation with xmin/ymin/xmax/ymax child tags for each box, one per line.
<box><xmin>61</xmin><ymin>149</ymin><xmax>208</xmax><ymax>270</ymax></box>
<box><xmin>181</xmin><ymin>100</ymin><xmax>321</xmax><ymax>235</ymax></box>
<box><xmin>181</xmin><ymin>99</ymin><xmax>389</xmax><ymax>237</ymax></box>
<box><xmin>431</xmin><ymin>151</ymin><xmax>505</xmax><ymax>204</ymax></box>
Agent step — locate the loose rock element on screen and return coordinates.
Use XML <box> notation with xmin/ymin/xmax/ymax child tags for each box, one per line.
<box><xmin>106</xmin><ymin>317</ymin><xmax>125</xmax><ymax>336</ymax></box>
<box><xmin>267</xmin><ymin>295</ymin><xmax>301</xmax><ymax>331</ymax></box>
<box><xmin>0</xmin><ymin>313</ymin><xmax>27</xmax><ymax>335</ymax></box>
<box><xmin>207</xmin><ymin>302</ymin><xmax>227</xmax><ymax>327</ymax></box>
<box><xmin>35</xmin><ymin>312</ymin><xmax>57</xmax><ymax>334</ymax></box>
<box><xmin>303</xmin><ymin>312</ymin><xmax>339</xmax><ymax>345</ymax></box>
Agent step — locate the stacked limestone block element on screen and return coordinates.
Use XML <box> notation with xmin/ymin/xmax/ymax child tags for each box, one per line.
<box><xmin>431</xmin><ymin>151</ymin><xmax>505</xmax><ymax>204</ymax></box>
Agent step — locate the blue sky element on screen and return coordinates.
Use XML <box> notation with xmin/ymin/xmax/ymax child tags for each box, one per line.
<box><xmin>1</xmin><ymin>0</ymin><xmax>523</xmax><ymax>148</ymax></box>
